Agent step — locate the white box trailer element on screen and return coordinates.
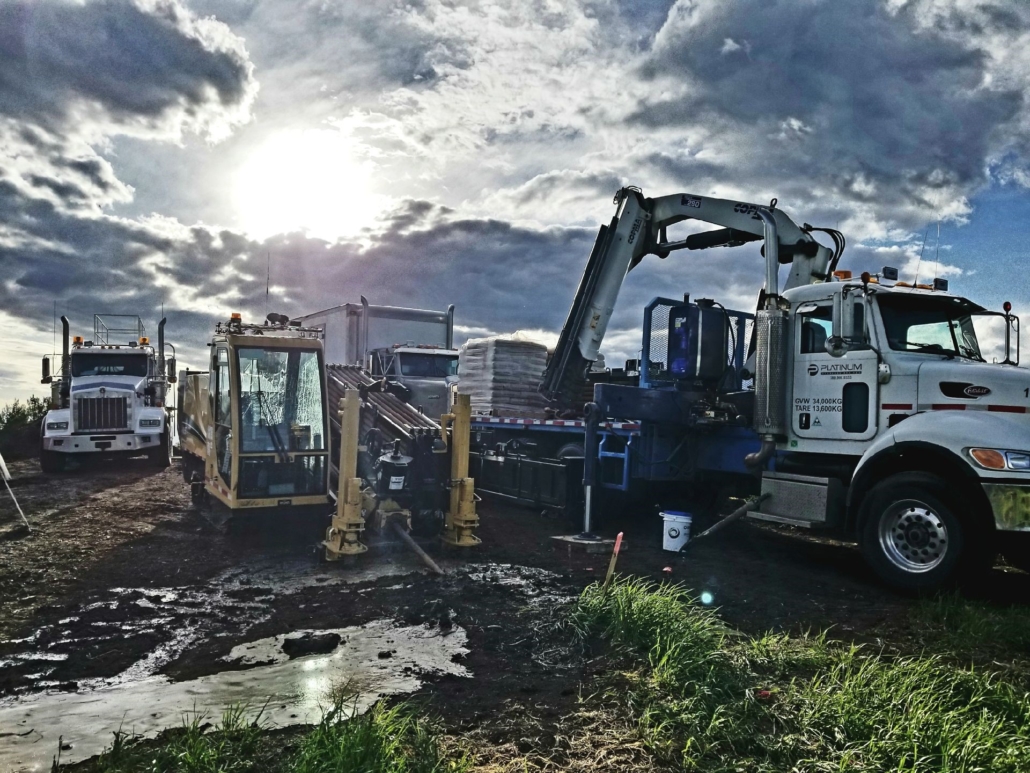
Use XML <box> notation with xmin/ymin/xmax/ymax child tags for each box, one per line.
<box><xmin>293</xmin><ymin>297</ymin><xmax>454</xmax><ymax>366</ymax></box>
<box><xmin>293</xmin><ymin>298</ymin><xmax>459</xmax><ymax>411</ymax></box>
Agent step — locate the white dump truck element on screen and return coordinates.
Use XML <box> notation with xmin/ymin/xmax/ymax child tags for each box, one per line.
<box><xmin>292</xmin><ymin>297</ymin><xmax>459</xmax><ymax>412</ymax></box>
<box><xmin>40</xmin><ymin>315</ymin><xmax>175</xmax><ymax>472</ymax></box>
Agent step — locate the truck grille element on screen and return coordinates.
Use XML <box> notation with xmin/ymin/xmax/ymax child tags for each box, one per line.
<box><xmin>76</xmin><ymin>396</ymin><xmax>129</xmax><ymax>431</ymax></box>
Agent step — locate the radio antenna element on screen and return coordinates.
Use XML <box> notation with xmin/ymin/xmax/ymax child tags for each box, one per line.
<box><xmin>932</xmin><ymin>216</ymin><xmax>941</xmax><ymax>283</ymax></box>
<box><xmin>265</xmin><ymin>251</ymin><xmax>270</xmax><ymax>315</ymax></box>
<box><xmin>913</xmin><ymin>224</ymin><xmax>930</xmax><ymax>286</ymax></box>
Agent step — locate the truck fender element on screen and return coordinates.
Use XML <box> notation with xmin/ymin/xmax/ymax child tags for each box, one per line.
<box><xmin>846</xmin><ymin>410</ymin><xmax>1006</xmax><ymax>534</ymax></box>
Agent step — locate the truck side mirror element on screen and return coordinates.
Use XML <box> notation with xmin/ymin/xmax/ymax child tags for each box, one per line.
<box><xmin>41</xmin><ymin>356</ymin><xmax>52</xmax><ymax>384</ymax></box>
<box><xmin>1002</xmin><ymin>303</ymin><xmax>1020</xmax><ymax>366</ymax></box>
<box><xmin>825</xmin><ymin>336</ymin><xmax>849</xmax><ymax>358</ymax></box>
<box><xmin>167</xmin><ymin>357</ymin><xmax>177</xmax><ymax>383</ymax></box>
<box><xmin>825</xmin><ymin>292</ymin><xmax>853</xmax><ymax>358</ymax></box>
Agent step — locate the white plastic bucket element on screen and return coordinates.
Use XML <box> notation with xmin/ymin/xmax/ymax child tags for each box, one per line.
<box><xmin>661</xmin><ymin>511</ymin><xmax>692</xmax><ymax>552</ymax></box>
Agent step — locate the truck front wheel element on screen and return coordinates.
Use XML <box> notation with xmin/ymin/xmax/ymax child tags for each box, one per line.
<box><xmin>858</xmin><ymin>472</ymin><xmax>987</xmax><ymax>592</ymax></box>
<box><xmin>148</xmin><ymin>427</ymin><xmax>172</xmax><ymax>469</ymax></box>
<box><xmin>40</xmin><ymin>449</ymin><xmax>65</xmax><ymax>474</ymax></box>
<box><xmin>181</xmin><ymin>452</ymin><xmax>202</xmax><ymax>484</ymax></box>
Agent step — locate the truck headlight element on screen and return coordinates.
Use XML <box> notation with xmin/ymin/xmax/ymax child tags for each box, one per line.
<box><xmin>969</xmin><ymin>448</ymin><xmax>1030</xmax><ymax>471</ymax></box>
<box><xmin>140</xmin><ymin>418</ymin><xmax>163</xmax><ymax>428</ymax></box>
<box><xmin>46</xmin><ymin>421</ymin><xmax>68</xmax><ymax>430</ymax></box>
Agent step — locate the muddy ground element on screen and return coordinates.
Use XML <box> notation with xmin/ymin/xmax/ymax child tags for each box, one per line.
<box><xmin>1</xmin><ymin>457</ymin><xmax>1029</xmax><ymax>770</ymax></box>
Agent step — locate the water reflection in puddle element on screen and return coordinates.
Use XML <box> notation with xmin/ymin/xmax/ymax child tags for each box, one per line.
<box><xmin>0</xmin><ymin>559</ymin><xmax>567</xmax><ymax>772</ymax></box>
<box><xmin>0</xmin><ymin>620</ymin><xmax>468</xmax><ymax>772</ymax></box>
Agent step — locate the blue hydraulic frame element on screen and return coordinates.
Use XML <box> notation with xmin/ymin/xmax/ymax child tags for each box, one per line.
<box><xmin>597</xmin><ymin>296</ymin><xmax>756</xmax><ymax>490</ymax></box>
<box><xmin>640</xmin><ymin>296</ymin><xmax>753</xmax><ymax>391</ymax></box>
<box><xmin>472</xmin><ymin>296</ymin><xmax>756</xmax><ymax>495</ymax></box>
<box><xmin>598</xmin><ymin>431</ymin><xmax>634</xmax><ymax>491</ymax></box>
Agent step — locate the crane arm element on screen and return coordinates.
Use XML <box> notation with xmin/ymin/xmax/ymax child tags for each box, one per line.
<box><xmin>540</xmin><ymin>187</ymin><xmax>834</xmax><ymax>407</ymax></box>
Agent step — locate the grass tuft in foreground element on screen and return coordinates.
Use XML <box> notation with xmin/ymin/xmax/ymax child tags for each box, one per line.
<box><xmin>295</xmin><ymin>700</ymin><xmax>470</xmax><ymax>773</ymax></box>
<box><xmin>574</xmin><ymin>577</ymin><xmax>1030</xmax><ymax>772</ymax></box>
<box><xmin>84</xmin><ymin>703</ymin><xmax>265</xmax><ymax>773</ymax></box>
<box><xmin>80</xmin><ymin>699</ymin><xmax>468</xmax><ymax>773</ymax></box>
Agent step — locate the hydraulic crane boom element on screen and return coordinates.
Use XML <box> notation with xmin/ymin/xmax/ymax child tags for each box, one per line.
<box><xmin>540</xmin><ymin>187</ymin><xmax>836</xmax><ymax>407</ymax></box>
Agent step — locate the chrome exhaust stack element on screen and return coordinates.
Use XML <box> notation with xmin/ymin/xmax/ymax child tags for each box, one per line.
<box><xmin>155</xmin><ymin>317</ymin><xmax>167</xmax><ymax>407</ymax></box>
<box><xmin>60</xmin><ymin>316</ymin><xmax>71</xmax><ymax>409</ymax></box>
<box><xmin>747</xmin><ymin>209</ymin><xmax>788</xmax><ymax>468</ymax></box>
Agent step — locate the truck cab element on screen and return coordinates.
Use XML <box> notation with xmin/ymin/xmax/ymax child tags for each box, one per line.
<box><xmin>754</xmin><ymin>276</ymin><xmax>1029</xmax><ymax>588</ymax></box>
<box><xmin>369</xmin><ymin>344</ymin><xmax>459</xmax><ymax>412</ymax></box>
<box><xmin>781</xmin><ymin>279</ymin><xmax>1021</xmax><ymax>452</ymax></box>
<box><xmin>178</xmin><ymin>314</ymin><xmax>331</xmax><ymax>512</ymax></box>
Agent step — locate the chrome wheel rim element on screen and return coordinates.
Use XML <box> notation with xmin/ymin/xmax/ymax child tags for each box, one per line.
<box><xmin>878</xmin><ymin>500</ymin><xmax>949</xmax><ymax>573</ymax></box>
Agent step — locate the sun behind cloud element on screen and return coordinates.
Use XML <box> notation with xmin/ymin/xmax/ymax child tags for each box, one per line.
<box><xmin>233</xmin><ymin>128</ymin><xmax>387</xmax><ymax>241</ymax></box>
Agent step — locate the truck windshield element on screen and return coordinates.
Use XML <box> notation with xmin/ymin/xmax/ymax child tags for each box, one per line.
<box><xmin>877</xmin><ymin>294</ymin><xmax>984</xmax><ymax>361</ymax></box>
<box><xmin>71</xmin><ymin>353</ymin><xmax>149</xmax><ymax>377</ymax></box>
<box><xmin>399</xmin><ymin>353</ymin><xmax>459</xmax><ymax>378</ymax></box>
<box><xmin>237</xmin><ymin>347</ymin><xmax>326</xmax><ymax>453</ymax></box>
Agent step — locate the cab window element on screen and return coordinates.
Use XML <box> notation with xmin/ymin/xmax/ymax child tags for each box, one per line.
<box><xmin>798</xmin><ymin>299</ymin><xmax>869</xmax><ymax>354</ymax></box>
<box><xmin>799</xmin><ymin>305</ymin><xmax>832</xmax><ymax>354</ymax></box>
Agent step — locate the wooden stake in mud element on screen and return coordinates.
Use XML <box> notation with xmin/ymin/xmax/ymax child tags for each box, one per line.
<box><xmin>0</xmin><ymin>452</ymin><xmax>30</xmax><ymax>530</ymax></box>
<box><xmin>602</xmin><ymin>531</ymin><xmax>624</xmax><ymax>592</ymax></box>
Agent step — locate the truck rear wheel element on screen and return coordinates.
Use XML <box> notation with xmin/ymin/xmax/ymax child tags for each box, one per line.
<box><xmin>858</xmin><ymin>472</ymin><xmax>988</xmax><ymax>592</ymax></box>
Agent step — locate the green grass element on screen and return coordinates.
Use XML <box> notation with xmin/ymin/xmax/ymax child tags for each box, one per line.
<box><xmin>82</xmin><ymin>703</ymin><xmax>267</xmax><ymax>773</ymax></box>
<box><xmin>77</xmin><ymin>700</ymin><xmax>469</xmax><ymax>773</ymax></box>
<box><xmin>913</xmin><ymin>593</ymin><xmax>1030</xmax><ymax>662</ymax></box>
<box><xmin>573</xmin><ymin>577</ymin><xmax>1030</xmax><ymax>772</ymax></box>
<box><xmin>294</xmin><ymin>700</ymin><xmax>469</xmax><ymax>773</ymax></box>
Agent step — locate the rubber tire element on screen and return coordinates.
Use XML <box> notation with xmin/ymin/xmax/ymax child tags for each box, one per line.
<box><xmin>858</xmin><ymin>471</ymin><xmax>987</xmax><ymax>593</ymax></box>
<box><xmin>40</xmin><ymin>449</ymin><xmax>65</xmax><ymax>474</ymax></box>
<box><xmin>148</xmin><ymin>427</ymin><xmax>172</xmax><ymax>469</ymax></box>
<box><xmin>556</xmin><ymin>443</ymin><xmax>585</xmax><ymax>460</ymax></box>
<box><xmin>181</xmin><ymin>452</ymin><xmax>202</xmax><ymax>484</ymax></box>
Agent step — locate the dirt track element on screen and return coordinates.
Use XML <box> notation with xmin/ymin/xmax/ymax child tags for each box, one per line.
<box><xmin>2</xmin><ymin>457</ymin><xmax>1029</xmax><ymax>769</ymax></box>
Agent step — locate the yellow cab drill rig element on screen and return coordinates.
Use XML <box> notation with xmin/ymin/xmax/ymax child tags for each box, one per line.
<box><xmin>178</xmin><ymin>313</ymin><xmax>331</xmax><ymax>513</ymax></box>
<box><xmin>179</xmin><ymin>313</ymin><xmax>479</xmax><ymax>561</ymax></box>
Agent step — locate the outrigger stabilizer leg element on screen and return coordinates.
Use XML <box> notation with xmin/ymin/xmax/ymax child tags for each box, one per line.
<box><xmin>440</xmin><ymin>393</ymin><xmax>480</xmax><ymax>548</ymax></box>
<box><xmin>323</xmin><ymin>390</ymin><xmax>368</xmax><ymax>560</ymax></box>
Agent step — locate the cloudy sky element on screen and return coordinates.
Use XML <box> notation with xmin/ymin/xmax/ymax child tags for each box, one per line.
<box><xmin>2</xmin><ymin>0</ymin><xmax>1030</xmax><ymax>402</ymax></box>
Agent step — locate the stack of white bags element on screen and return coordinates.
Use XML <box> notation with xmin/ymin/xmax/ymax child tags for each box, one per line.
<box><xmin>457</xmin><ymin>335</ymin><xmax>549</xmax><ymax>416</ymax></box>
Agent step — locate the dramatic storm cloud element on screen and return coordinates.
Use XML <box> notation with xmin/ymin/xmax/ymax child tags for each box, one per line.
<box><xmin>1</xmin><ymin>0</ymin><xmax>1030</xmax><ymax>400</ymax></box>
<box><xmin>634</xmin><ymin>0</ymin><xmax>1028</xmax><ymax>232</ymax></box>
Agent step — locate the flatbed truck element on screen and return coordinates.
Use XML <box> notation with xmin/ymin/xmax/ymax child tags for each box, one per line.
<box><xmin>468</xmin><ymin>187</ymin><xmax>1029</xmax><ymax>591</ymax></box>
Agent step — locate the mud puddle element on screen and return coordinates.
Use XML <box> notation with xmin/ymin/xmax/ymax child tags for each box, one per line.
<box><xmin>0</xmin><ymin>619</ymin><xmax>469</xmax><ymax>772</ymax></box>
<box><xmin>0</xmin><ymin>558</ymin><xmax>569</xmax><ymax>771</ymax></box>
<box><xmin>0</xmin><ymin>553</ymin><xmax>437</xmax><ymax>694</ymax></box>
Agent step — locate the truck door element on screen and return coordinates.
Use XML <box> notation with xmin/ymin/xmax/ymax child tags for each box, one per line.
<box><xmin>211</xmin><ymin>346</ymin><xmax>234</xmax><ymax>489</ymax></box>
<box><xmin>792</xmin><ymin>298</ymin><xmax>878</xmax><ymax>441</ymax></box>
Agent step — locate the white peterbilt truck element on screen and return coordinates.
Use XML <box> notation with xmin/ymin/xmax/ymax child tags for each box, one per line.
<box><xmin>40</xmin><ymin>315</ymin><xmax>175</xmax><ymax>472</ymax></box>
<box><xmin>521</xmin><ymin>187</ymin><xmax>1028</xmax><ymax>591</ymax></box>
